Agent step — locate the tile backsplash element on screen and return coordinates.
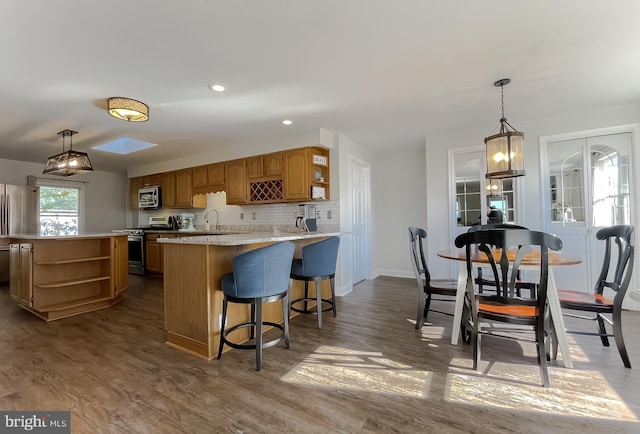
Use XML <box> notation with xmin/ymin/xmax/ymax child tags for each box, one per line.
<box><xmin>139</xmin><ymin>191</ymin><xmax>340</xmax><ymax>232</ymax></box>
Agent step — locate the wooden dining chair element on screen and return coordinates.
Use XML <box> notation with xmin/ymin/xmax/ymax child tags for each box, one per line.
<box><xmin>556</xmin><ymin>224</ymin><xmax>634</xmax><ymax>368</ymax></box>
<box><xmin>467</xmin><ymin>223</ymin><xmax>534</xmax><ymax>296</ymax></box>
<box><xmin>408</xmin><ymin>227</ymin><xmax>464</xmax><ymax>333</ymax></box>
<box><xmin>455</xmin><ymin>228</ymin><xmax>563</xmax><ymax>387</ymax></box>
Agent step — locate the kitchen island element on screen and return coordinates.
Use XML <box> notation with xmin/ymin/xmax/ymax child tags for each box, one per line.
<box><xmin>6</xmin><ymin>233</ymin><xmax>128</xmax><ymax>321</ymax></box>
<box><xmin>159</xmin><ymin>231</ymin><xmax>341</xmax><ymax>360</ymax></box>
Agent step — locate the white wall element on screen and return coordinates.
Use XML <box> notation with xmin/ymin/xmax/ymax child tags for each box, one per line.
<box><xmin>0</xmin><ymin>158</ymin><xmax>127</xmax><ymax>232</ymax></box>
<box><xmin>371</xmin><ymin>146</ymin><xmax>427</xmax><ymax>278</ymax></box>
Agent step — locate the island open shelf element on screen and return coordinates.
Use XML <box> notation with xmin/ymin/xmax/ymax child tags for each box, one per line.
<box><xmin>8</xmin><ymin>234</ymin><xmax>128</xmax><ymax>321</ymax></box>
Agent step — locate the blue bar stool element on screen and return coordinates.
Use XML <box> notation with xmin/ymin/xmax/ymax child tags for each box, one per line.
<box><xmin>217</xmin><ymin>241</ymin><xmax>295</xmax><ymax>371</ymax></box>
<box><xmin>290</xmin><ymin>236</ymin><xmax>340</xmax><ymax>329</ymax></box>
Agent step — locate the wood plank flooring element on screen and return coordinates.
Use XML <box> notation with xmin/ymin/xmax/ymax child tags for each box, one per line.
<box><xmin>1</xmin><ymin>275</ymin><xmax>639</xmax><ymax>433</ymax></box>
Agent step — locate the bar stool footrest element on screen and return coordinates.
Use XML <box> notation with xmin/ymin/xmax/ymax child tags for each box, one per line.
<box><xmin>221</xmin><ymin>321</ymin><xmax>285</xmax><ymax>350</ymax></box>
<box><xmin>291</xmin><ymin>297</ymin><xmax>335</xmax><ymax>314</ymax></box>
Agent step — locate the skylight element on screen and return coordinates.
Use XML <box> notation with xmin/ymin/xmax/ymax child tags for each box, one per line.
<box><xmin>92</xmin><ymin>138</ymin><xmax>157</xmax><ymax>155</ymax></box>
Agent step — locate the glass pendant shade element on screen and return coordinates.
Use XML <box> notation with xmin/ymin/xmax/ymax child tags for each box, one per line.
<box><xmin>107</xmin><ymin>97</ymin><xmax>149</xmax><ymax>122</ymax></box>
<box><xmin>485</xmin><ymin>78</ymin><xmax>525</xmax><ymax>179</ymax></box>
<box><xmin>43</xmin><ymin>130</ymin><xmax>93</xmax><ymax>176</ymax></box>
<box><xmin>485</xmin><ymin>127</ymin><xmax>525</xmax><ymax>179</ymax></box>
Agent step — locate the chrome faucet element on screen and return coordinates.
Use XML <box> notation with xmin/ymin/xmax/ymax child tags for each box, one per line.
<box><xmin>203</xmin><ymin>208</ymin><xmax>220</xmax><ymax>231</ymax></box>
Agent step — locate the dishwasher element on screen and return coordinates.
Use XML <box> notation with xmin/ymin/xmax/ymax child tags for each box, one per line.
<box><xmin>0</xmin><ymin>245</ymin><xmax>9</xmax><ymax>283</ymax></box>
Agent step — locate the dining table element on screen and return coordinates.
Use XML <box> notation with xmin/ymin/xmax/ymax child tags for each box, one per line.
<box><xmin>437</xmin><ymin>248</ymin><xmax>582</xmax><ymax>368</ymax></box>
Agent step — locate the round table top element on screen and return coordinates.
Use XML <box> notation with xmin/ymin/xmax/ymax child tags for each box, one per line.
<box><xmin>437</xmin><ymin>248</ymin><xmax>582</xmax><ymax>266</ymax></box>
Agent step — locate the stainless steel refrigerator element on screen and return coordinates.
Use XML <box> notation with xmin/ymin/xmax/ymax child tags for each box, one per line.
<box><xmin>0</xmin><ymin>184</ymin><xmax>39</xmax><ymax>282</ymax></box>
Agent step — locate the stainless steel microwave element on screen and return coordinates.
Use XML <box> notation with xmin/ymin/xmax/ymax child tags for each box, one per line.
<box><xmin>138</xmin><ymin>186</ymin><xmax>161</xmax><ymax>209</ymax></box>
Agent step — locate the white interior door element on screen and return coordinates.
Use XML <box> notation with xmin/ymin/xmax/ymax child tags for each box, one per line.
<box><xmin>543</xmin><ymin>131</ymin><xmax>633</xmax><ymax>293</ymax></box>
<box><xmin>350</xmin><ymin>158</ymin><xmax>370</xmax><ymax>284</ymax></box>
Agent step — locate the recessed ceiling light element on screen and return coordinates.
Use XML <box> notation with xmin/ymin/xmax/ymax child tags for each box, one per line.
<box><xmin>282</xmin><ymin>120</ymin><xmax>293</xmax><ymax>125</ymax></box>
<box><xmin>209</xmin><ymin>83</ymin><xmax>225</xmax><ymax>92</ymax></box>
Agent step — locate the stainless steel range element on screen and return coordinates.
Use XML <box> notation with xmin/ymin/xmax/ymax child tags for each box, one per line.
<box><xmin>113</xmin><ymin>216</ymin><xmax>174</xmax><ymax>275</ymax></box>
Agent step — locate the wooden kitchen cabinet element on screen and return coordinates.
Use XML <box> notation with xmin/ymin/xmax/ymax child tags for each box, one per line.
<box><xmin>162</xmin><ymin>171</ymin><xmax>177</xmax><ymax>208</ymax></box>
<box><xmin>225</xmin><ymin>159</ymin><xmax>248</xmax><ymax>204</ymax></box>
<box><xmin>284</xmin><ymin>148</ymin><xmax>310</xmax><ymax>200</ymax></box>
<box><xmin>247</xmin><ymin>156</ymin><xmax>263</xmax><ymax>179</ymax></box>
<box><xmin>284</xmin><ymin>147</ymin><xmax>330</xmax><ymax>201</ymax></box>
<box><xmin>9</xmin><ymin>243</ymin><xmax>32</xmax><ymax>306</ymax></box>
<box><xmin>175</xmin><ymin>169</ymin><xmax>193</xmax><ymax>207</ymax></box>
<box><xmin>207</xmin><ymin>163</ymin><xmax>225</xmax><ymax>188</ymax></box>
<box><xmin>129</xmin><ymin>177</ymin><xmax>143</xmax><ymax>209</ymax></box>
<box><xmin>192</xmin><ymin>165</ymin><xmax>208</xmax><ymax>188</ymax></box>
<box><xmin>113</xmin><ymin>236</ymin><xmax>128</xmax><ymax>296</ymax></box>
<box><xmin>248</xmin><ymin>152</ymin><xmax>283</xmax><ymax>179</ymax></box>
<box><xmin>192</xmin><ymin>162</ymin><xmax>226</xmax><ymax>195</ymax></box>
<box><xmin>146</xmin><ymin>233</ymin><xmax>177</xmax><ymax>275</ymax></box>
<box><xmin>264</xmin><ymin>152</ymin><xmax>283</xmax><ymax>177</ymax></box>
<box><xmin>142</xmin><ymin>174</ymin><xmax>161</xmax><ymax>187</ymax></box>
<box><xmin>8</xmin><ymin>236</ymin><xmax>128</xmax><ymax>321</ymax></box>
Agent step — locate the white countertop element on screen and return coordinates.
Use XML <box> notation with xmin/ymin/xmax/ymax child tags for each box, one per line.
<box><xmin>3</xmin><ymin>233</ymin><xmax>125</xmax><ymax>240</ymax></box>
<box><xmin>157</xmin><ymin>231</ymin><xmax>342</xmax><ymax>246</ymax></box>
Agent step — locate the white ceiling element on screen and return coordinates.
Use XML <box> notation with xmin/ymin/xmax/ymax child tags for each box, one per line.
<box><xmin>2</xmin><ymin>1</ymin><xmax>640</xmax><ymax>173</ymax></box>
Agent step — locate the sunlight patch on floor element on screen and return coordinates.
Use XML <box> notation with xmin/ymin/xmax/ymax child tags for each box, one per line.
<box><xmin>445</xmin><ymin>359</ymin><xmax>636</xmax><ymax>421</ymax></box>
<box><xmin>281</xmin><ymin>346</ymin><xmax>432</xmax><ymax>398</ymax></box>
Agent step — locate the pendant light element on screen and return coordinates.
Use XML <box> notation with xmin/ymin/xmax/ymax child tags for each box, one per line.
<box><xmin>485</xmin><ymin>78</ymin><xmax>525</xmax><ymax>179</ymax></box>
<box><xmin>43</xmin><ymin>130</ymin><xmax>94</xmax><ymax>176</ymax></box>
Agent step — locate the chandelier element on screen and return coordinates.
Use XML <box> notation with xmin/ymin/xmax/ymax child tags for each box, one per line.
<box><xmin>485</xmin><ymin>78</ymin><xmax>525</xmax><ymax>179</ymax></box>
<box><xmin>43</xmin><ymin>130</ymin><xmax>93</xmax><ymax>176</ymax></box>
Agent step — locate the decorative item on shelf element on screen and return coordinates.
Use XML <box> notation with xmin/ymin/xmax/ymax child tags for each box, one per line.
<box><xmin>107</xmin><ymin>97</ymin><xmax>149</xmax><ymax>122</ymax></box>
<box><xmin>43</xmin><ymin>130</ymin><xmax>94</xmax><ymax>176</ymax></box>
<box><xmin>312</xmin><ymin>154</ymin><xmax>328</xmax><ymax>166</ymax></box>
<box><xmin>485</xmin><ymin>78</ymin><xmax>525</xmax><ymax>179</ymax></box>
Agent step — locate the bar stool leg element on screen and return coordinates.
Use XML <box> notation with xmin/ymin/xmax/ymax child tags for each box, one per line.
<box><xmin>255</xmin><ymin>299</ymin><xmax>263</xmax><ymax>371</ymax></box>
<box><xmin>330</xmin><ymin>276</ymin><xmax>337</xmax><ymax>317</ymax></box>
<box><xmin>282</xmin><ymin>293</ymin><xmax>290</xmax><ymax>348</ymax></box>
<box><xmin>315</xmin><ymin>278</ymin><xmax>323</xmax><ymax>329</ymax></box>
<box><xmin>217</xmin><ymin>298</ymin><xmax>229</xmax><ymax>359</ymax></box>
<box><xmin>250</xmin><ymin>303</ymin><xmax>256</xmax><ymax>341</ymax></box>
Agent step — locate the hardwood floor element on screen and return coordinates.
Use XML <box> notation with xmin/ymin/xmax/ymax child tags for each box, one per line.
<box><xmin>1</xmin><ymin>275</ymin><xmax>639</xmax><ymax>433</ymax></box>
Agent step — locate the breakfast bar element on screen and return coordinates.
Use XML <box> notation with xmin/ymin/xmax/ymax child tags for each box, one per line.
<box><xmin>159</xmin><ymin>231</ymin><xmax>341</xmax><ymax>360</ymax></box>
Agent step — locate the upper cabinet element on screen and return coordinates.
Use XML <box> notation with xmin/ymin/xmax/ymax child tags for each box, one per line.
<box><xmin>192</xmin><ymin>165</ymin><xmax>208</xmax><ymax>188</ymax></box>
<box><xmin>284</xmin><ymin>147</ymin><xmax>330</xmax><ymax>201</ymax></box>
<box><xmin>225</xmin><ymin>159</ymin><xmax>248</xmax><ymax>205</ymax></box>
<box><xmin>142</xmin><ymin>174</ymin><xmax>161</xmax><ymax>187</ymax></box>
<box><xmin>248</xmin><ymin>152</ymin><xmax>283</xmax><ymax>179</ymax></box>
<box><xmin>129</xmin><ymin>177</ymin><xmax>142</xmax><ymax>209</ymax></box>
<box><xmin>128</xmin><ymin>146</ymin><xmax>329</xmax><ymax>208</ymax></box>
<box><xmin>192</xmin><ymin>162</ymin><xmax>226</xmax><ymax>196</ymax></box>
<box><xmin>162</xmin><ymin>171</ymin><xmax>177</xmax><ymax>208</ymax></box>
<box><xmin>175</xmin><ymin>169</ymin><xmax>193</xmax><ymax>208</ymax></box>
<box><xmin>247</xmin><ymin>156</ymin><xmax>263</xmax><ymax>179</ymax></box>
<box><xmin>283</xmin><ymin>148</ymin><xmax>309</xmax><ymax>200</ymax></box>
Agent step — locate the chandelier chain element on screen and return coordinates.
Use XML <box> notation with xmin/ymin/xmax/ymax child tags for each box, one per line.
<box><xmin>500</xmin><ymin>84</ymin><xmax>505</xmax><ymax>120</ymax></box>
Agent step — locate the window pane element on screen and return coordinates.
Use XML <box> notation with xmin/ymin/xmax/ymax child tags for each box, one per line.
<box><xmin>39</xmin><ymin>186</ymin><xmax>79</xmax><ymax>235</ymax></box>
